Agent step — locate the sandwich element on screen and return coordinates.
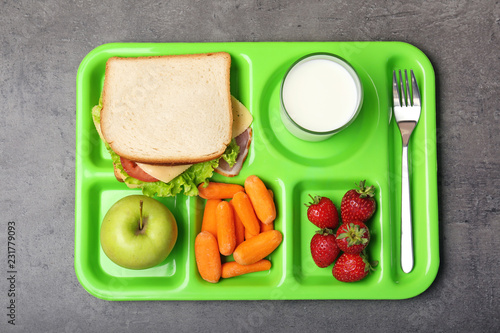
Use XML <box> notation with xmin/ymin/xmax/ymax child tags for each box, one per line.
<box><xmin>92</xmin><ymin>52</ymin><xmax>253</xmax><ymax>197</ymax></box>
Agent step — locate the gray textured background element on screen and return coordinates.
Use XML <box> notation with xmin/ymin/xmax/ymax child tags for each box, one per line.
<box><xmin>1</xmin><ymin>0</ymin><xmax>499</xmax><ymax>332</ymax></box>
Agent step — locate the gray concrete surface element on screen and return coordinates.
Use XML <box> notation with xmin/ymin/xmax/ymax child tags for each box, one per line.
<box><xmin>1</xmin><ymin>0</ymin><xmax>499</xmax><ymax>332</ymax></box>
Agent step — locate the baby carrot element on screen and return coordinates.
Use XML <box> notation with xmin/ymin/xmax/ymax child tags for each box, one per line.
<box><xmin>261</xmin><ymin>220</ymin><xmax>274</xmax><ymax>232</ymax></box>
<box><xmin>231</xmin><ymin>191</ymin><xmax>261</xmax><ymax>235</ymax></box>
<box><xmin>245</xmin><ymin>227</ymin><xmax>259</xmax><ymax>240</ymax></box>
<box><xmin>216</xmin><ymin>201</ymin><xmax>236</xmax><ymax>256</ymax></box>
<box><xmin>222</xmin><ymin>260</ymin><xmax>272</xmax><ymax>278</ymax></box>
<box><xmin>195</xmin><ymin>231</ymin><xmax>221</xmax><ymax>283</ymax></box>
<box><xmin>198</xmin><ymin>182</ymin><xmax>244</xmax><ymax>199</ymax></box>
<box><xmin>201</xmin><ymin>199</ymin><xmax>221</xmax><ymax>239</ymax></box>
<box><xmin>230</xmin><ymin>201</ymin><xmax>245</xmax><ymax>247</ymax></box>
<box><xmin>244</xmin><ymin>175</ymin><xmax>276</xmax><ymax>225</ymax></box>
<box><xmin>233</xmin><ymin>230</ymin><xmax>283</xmax><ymax>265</ymax></box>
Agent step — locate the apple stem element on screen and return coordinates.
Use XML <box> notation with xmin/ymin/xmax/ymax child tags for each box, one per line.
<box><xmin>139</xmin><ymin>200</ymin><xmax>144</xmax><ymax>230</ymax></box>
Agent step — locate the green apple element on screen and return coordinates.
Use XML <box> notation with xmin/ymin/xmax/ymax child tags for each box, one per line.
<box><xmin>100</xmin><ymin>195</ymin><xmax>178</xmax><ymax>270</ymax></box>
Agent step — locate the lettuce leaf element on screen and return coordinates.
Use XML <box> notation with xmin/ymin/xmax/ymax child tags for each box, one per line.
<box><xmin>221</xmin><ymin>138</ymin><xmax>239</xmax><ymax>168</ymax></box>
<box><xmin>91</xmin><ymin>96</ymin><xmax>102</xmax><ymax>123</ymax></box>
<box><xmin>93</xmin><ymin>100</ymin><xmax>240</xmax><ymax>197</ymax></box>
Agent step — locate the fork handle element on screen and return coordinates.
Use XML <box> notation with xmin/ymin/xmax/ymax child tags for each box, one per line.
<box><xmin>401</xmin><ymin>145</ymin><xmax>414</xmax><ymax>273</ymax></box>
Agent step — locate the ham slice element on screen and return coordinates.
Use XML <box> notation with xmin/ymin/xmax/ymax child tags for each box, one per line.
<box><xmin>215</xmin><ymin>128</ymin><xmax>252</xmax><ymax>177</ymax></box>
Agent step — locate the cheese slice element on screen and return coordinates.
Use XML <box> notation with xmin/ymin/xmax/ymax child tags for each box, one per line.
<box><xmin>135</xmin><ymin>163</ymin><xmax>192</xmax><ymax>183</ymax></box>
<box><xmin>231</xmin><ymin>96</ymin><xmax>253</xmax><ymax>137</ymax></box>
<box><xmin>135</xmin><ymin>96</ymin><xmax>252</xmax><ymax>183</ymax></box>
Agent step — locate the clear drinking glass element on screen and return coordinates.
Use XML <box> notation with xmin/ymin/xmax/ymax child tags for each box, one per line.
<box><xmin>280</xmin><ymin>53</ymin><xmax>363</xmax><ymax>141</ymax></box>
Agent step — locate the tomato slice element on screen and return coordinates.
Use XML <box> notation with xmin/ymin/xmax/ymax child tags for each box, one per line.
<box><xmin>120</xmin><ymin>157</ymin><xmax>159</xmax><ymax>182</ymax></box>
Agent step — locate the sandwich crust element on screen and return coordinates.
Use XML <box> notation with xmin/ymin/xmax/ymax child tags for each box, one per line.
<box><xmin>100</xmin><ymin>52</ymin><xmax>233</xmax><ymax>165</ymax></box>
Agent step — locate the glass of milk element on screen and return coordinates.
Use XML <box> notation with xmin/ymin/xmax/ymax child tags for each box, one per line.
<box><xmin>280</xmin><ymin>53</ymin><xmax>363</xmax><ymax>141</ymax></box>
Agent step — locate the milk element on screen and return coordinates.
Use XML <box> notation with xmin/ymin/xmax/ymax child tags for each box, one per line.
<box><xmin>280</xmin><ymin>54</ymin><xmax>362</xmax><ymax>141</ymax></box>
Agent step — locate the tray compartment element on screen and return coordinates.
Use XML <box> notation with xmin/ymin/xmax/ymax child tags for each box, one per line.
<box><xmin>78</xmin><ymin>182</ymin><xmax>191</xmax><ymax>299</ymax></box>
<box><xmin>290</xmin><ymin>178</ymin><xmax>384</xmax><ymax>286</ymax></box>
<box><xmin>256</xmin><ymin>59</ymin><xmax>382</xmax><ymax>168</ymax></box>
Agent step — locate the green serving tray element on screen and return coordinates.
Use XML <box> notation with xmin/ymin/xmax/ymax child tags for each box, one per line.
<box><xmin>75</xmin><ymin>42</ymin><xmax>439</xmax><ymax>300</ymax></box>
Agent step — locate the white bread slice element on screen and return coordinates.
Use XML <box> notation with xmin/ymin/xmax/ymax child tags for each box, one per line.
<box><xmin>100</xmin><ymin>52</ymin><xmax>233</xmax><ymax>165</ymax></box>
<box><xmin>135</xmin><ymin>96</ymin><xmax>252</xmax><ymax>183</ymax></box>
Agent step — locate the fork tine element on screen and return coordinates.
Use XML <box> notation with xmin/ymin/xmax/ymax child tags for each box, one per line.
<box><xmin>411</xmin><ymin>70</ymin><xmax>421</xmax><ymax>107</ymax></box>
<box><xmin>398</xmin><ymin>70</ymin><xmax>406</xmax><ymax>107</ymax></box>
<box><xmin>393</xmin><ymin>70</ymin><xmax>400</xmax><ymax>107</ymax></box>
<box><xmin>404</xmin><ymin>70</ymin><xmax>411</xmax><ymax>106</ymax></box>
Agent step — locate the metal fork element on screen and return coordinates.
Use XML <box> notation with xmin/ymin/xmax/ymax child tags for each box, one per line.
<box><xmin>393</xmin><ymin>69</ymin><xmax>421</xmax><ymax>274</ymax></box>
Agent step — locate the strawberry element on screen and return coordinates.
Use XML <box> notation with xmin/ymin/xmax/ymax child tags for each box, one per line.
<box><xmin>305</xmin><ymin>195</ymin><xmax>339</xmax><ymax>229</ymax></box>
<box><xmin>335</xmin><ymin>221</ymin><xmax>370</xmax><ymax>254</ymax></box>
<box><xmin>340</xmin><ymin>180</ymin><xmax>376</xmax><ymax>223</ymax></box>
<box><xmin>310</xmin><ymin>229</ymin><xmax>340</xmax><ymax>268</ymax></box>
<box><xmin>332</xmin><ymin>252</ymin><xmax>373</xmax><ymax>282</ymax></box>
